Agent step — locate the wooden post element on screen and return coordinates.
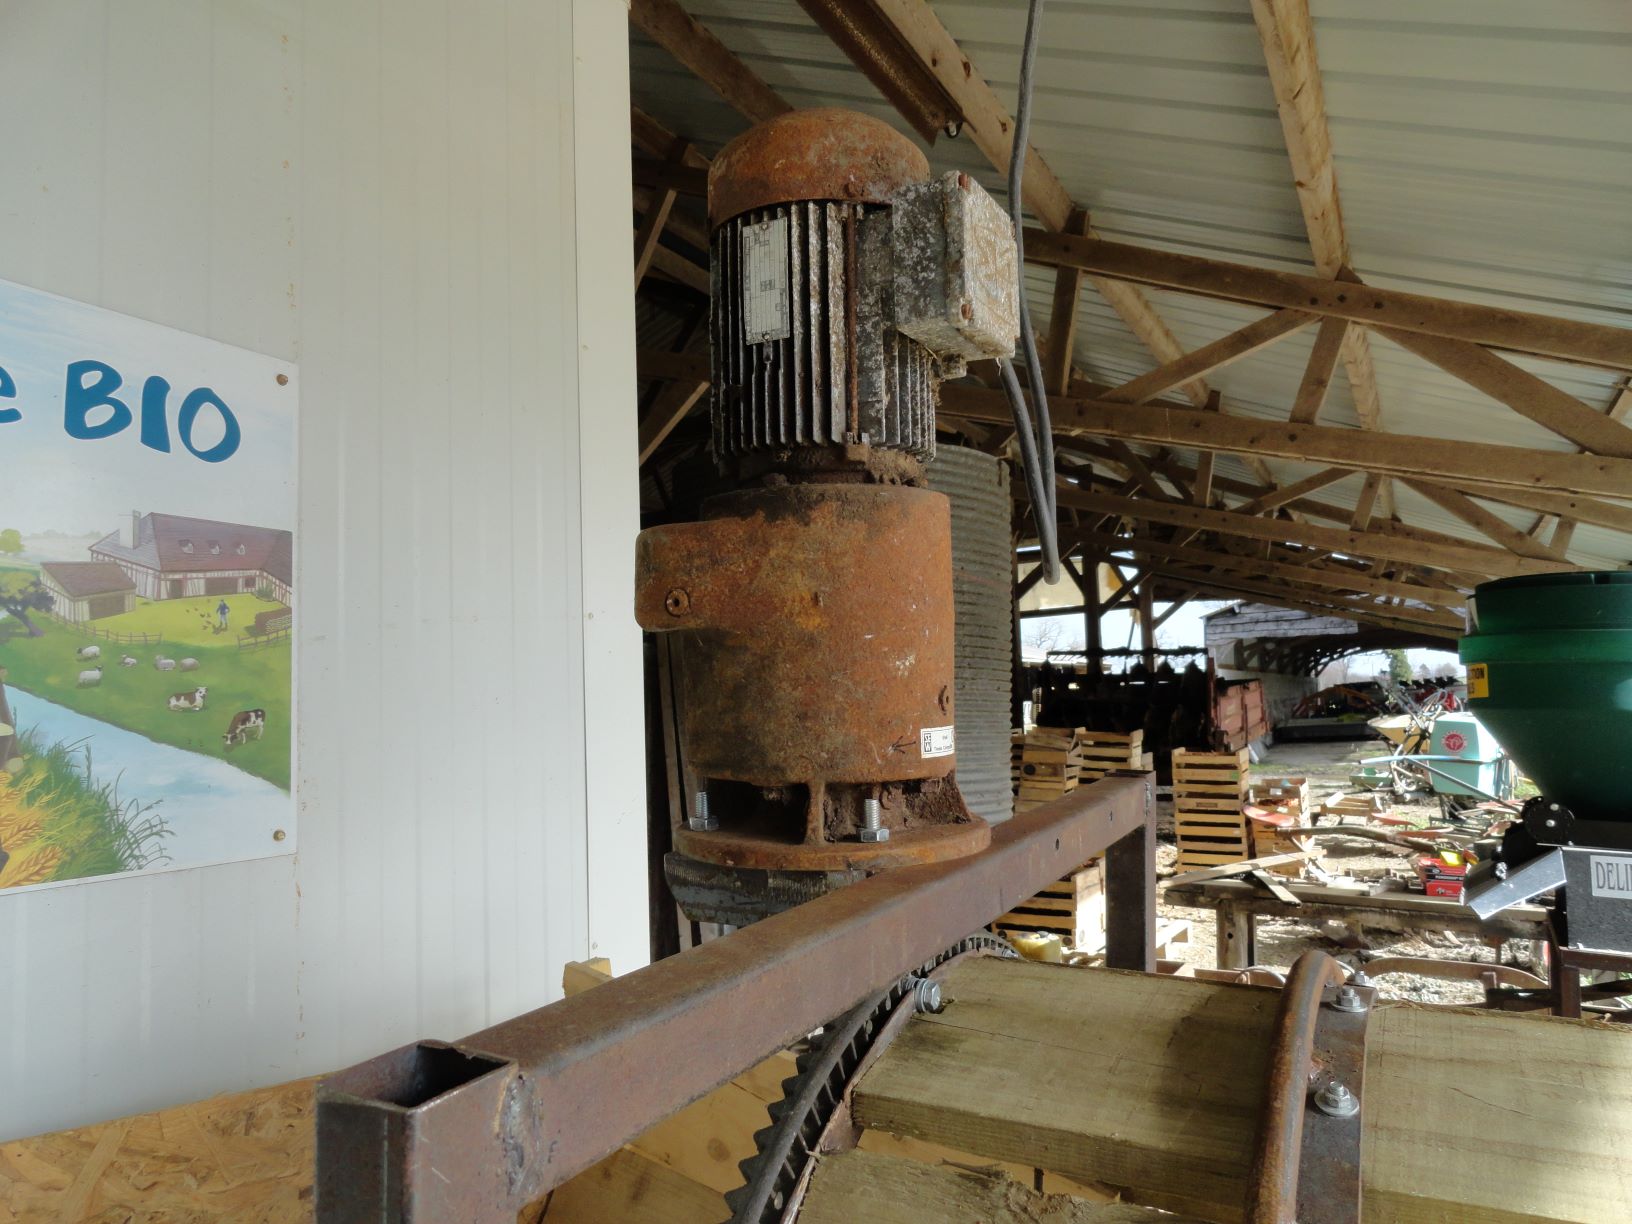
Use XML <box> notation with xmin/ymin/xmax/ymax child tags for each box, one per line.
<box><xmin>1104</xmin><ymin>792</ymin><xmax>1157</xmax><ymax>973</ymax></box>
<box><xmin>1216</xmin><ymin>904</ymin><xmax>1256</xmax><ymax>970</ymax></box>
<box><xmin>1083</xmin><ymin>554</ymin><xmax>1103</xmax><ymax>680</ymax></box>
<box><xmin>1138</xmin><ymin>578</ymin><xmax>1156</xmax><ymax>672</ymax></box>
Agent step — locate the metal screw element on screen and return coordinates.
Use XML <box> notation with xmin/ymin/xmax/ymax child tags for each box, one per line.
<box><xmin>689</xmin><ymin>789</ymin><xmax>717</xmax><ymax>832</ymax></box>
<box><xmin>912</xmin><ymin>976</ymin><xmax>944</xmax><ymax>1014</ymax></box>
<box><xmin>859</xmin><ymin>796</ymin><xmax>889</xmax><ymax>843</ymax></box>
<box><xmin>1313</xmin><ymin>1081</ymin><xmax>1359</xmax><ymax>1118</ymax></box>
<box><xmin>1332</xmin><ymin>984</ymin><xmax>1368</xmax><ymax>1014</ymax></box>
<box><xmin>664</xmin><ymin>588</ymin><xmax>691</xmax><ymax>617</ymax></box>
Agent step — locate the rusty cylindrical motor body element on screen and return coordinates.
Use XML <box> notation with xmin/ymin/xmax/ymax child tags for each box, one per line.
<box><xmin>636</xmin><ymin>108</ymin><xmax>1020</xmax><ymax>878</ymax></box>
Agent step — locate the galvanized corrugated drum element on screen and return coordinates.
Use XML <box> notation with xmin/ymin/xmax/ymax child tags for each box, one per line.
<box><xmin>929</xmin><ymin>444</ymin><xmax>1014</xmax><ymax>824</ymax></box>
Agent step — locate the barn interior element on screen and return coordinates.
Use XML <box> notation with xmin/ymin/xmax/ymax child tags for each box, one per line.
<box><xmin>3</xmin><ymin>2</ymin><xmax>1632</xmax><ymax>1222</ymax></box>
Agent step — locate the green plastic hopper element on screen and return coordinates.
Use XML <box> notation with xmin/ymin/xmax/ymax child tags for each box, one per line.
<box><xmin>1459</xmin><ymin>572</ymin><xmax>1632</xmax><ymax>822</ymax></box>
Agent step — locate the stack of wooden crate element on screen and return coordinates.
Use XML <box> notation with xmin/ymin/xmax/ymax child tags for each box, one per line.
<box><xmin>990</xmin><ymin>859</ymin><xmax>1105</xmax><ymax>951</ymax></box>
<box><xmin>1014</xmin><ymin>727</ymin><xmax>1080</xmax><ymax>813</ymax></box>
<box><xmin>1171</xmin><ymin>747</ymin><xmax>1252</xmax><ymax>870</ymax></box>
<box><xmin>1245</xmin><ymin>775</ymin><xmax>1316</xmax><ymax>876</ymax></box>
<box><xmin>1072</xmin><ymin>729</ymin><xmax>1145</xmax><ymax>785</ymax></box>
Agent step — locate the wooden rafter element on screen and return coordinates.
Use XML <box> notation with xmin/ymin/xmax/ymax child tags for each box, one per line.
<box><xmin>1051</xmin><ymin>485</ymin><xmax>1571</xmax><ymax>579</ymax></box>
<box><xmin>1400</xmin><ymin>480</ymin><xmax>1568</xmax><ymax>564</ymax></box>
<box><xmin>938</xmin><ymin>383</ymin><xmax>1632</xmax><ymax>499</ymax></box>
<box><xmin>1288</xmin><ymin>317</ymin><xmax>1349</xmax><ymax>425</ymax></box>
<box><xmin>1101</xmin><ymin>310</ymin><xmax>1317</xmax><ymax>406</ymax></box>
<box><xmin>1021</xmin><ymin>232</ymin><xmax>1632</xmax><ymax>373</ymax></box>
<box><xmin>1231</xmin><ymin>467</ymin><xmax>1351</xmax><ymax>516</ymax></box>
<box><xmin>630</xmin><ymin>0</ymin><xmax>791</xmax><ymax>124</ymax></box>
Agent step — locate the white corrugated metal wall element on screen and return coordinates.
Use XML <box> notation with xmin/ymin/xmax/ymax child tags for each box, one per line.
<box><xmin>0</xmin><ymin>0</ymin><xmax>647</xmax><ymax>1139</ymax></box>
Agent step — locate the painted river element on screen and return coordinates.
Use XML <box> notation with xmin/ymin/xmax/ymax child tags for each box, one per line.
<box><xmin>5</xmin><ymin>688</ymin><xmax>291</xmax><ymax>886</ymax></box>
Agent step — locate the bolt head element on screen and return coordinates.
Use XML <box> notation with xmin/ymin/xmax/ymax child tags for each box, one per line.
<box><xmin>1332</xmin><ymin>984</ymin><xmax>1368</xmax><ymax>1013</ymax></box>
<box><xmin>664</xmin><ymin>588</ymin><xmax>691</xmax><ymax>616</ymax></box>
<box><xmin>688</xmin><ymin>815</ymin><xmax>718</xmax><ymax>833</ymax></box>
<box><xmin>858</xmin><ymin>826</ymin><xmax>891</xmax><ymax>843</ymax></box>
<box><xmin>914</xmin><ymin>978</ymin><xmax>944</xmax><ymax>1014</ymax></box>
<box><xmin>1314</xmin><ymin>1081</ymin><xmax>1359</xmax><ymax>1118</ymax></box>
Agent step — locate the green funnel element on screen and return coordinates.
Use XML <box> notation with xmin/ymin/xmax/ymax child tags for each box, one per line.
<box><xmin>1459</xmin><ymin>572</ymin><xmax>1632</xmax><ymax>822</ymax></box>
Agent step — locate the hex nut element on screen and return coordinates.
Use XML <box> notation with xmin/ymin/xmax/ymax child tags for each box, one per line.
<box><xmin>858</xmin><ymin>826</ymin><xmax>891</xmax><ymax>843</ymax></box>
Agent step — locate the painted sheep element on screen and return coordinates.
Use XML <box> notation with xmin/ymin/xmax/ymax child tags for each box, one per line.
<box><xmin>119</xmin><ymin>654</ymin><xmax>138</xmax><ymax>667</ymax></box>
<box><xmin>77</xmin><ymin>668</ymin><xmax>103</xmax><ymax>687</ymax></box>
<box><xmin>178</xmin><ymin>658</ymin><xmax>200</xmax><ymax>672</ymax></box>
<box><xmin>167</xmin><ymin>686</ymin><xmax>208</xmax><ymax>712</ymax></box>
<box><xmin>154</xmin><ymin>656</ymin><xmax>177</xmax><ymax>672</ymax></box>
<box><xmin>76</xmin><ymin>644</ymin><xmax>101</xmax><ymax>661</ymax></box>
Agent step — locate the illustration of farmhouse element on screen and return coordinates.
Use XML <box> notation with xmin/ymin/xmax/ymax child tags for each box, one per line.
<box><xmin>89</xmin><ymin>512</ymin><xmax>293</xmax><ymax>607</ymax></box>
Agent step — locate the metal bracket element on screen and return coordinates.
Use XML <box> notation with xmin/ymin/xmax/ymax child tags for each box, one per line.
<box><xmin>1245</xmin><ymin>950</ymin><xmax>1376</xmax><ymax>1224</ymax></box>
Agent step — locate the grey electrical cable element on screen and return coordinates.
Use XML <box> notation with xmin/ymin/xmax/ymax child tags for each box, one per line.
<box><xmin>998</xmin><ymin>356</ymin><xmax>1060</xmax><ymax>580</ymax></box>
<box><xmin>995</xmin><ymin>0</ymin><xmax>1061</xmax><ymax>583</ymax></box>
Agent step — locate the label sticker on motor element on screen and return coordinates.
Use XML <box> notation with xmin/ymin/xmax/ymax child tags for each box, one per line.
<box><xmin>1591</xmin><ymin>856</ymin><xmax>1632</xmax><ymax>900</ymax></box>
<box><xmin>920</xmin><ymin>725</ymin><xmax>955</xmax><ymax>758</ymax></box>
<box><xmin>742</xmin><ymin>217</ymin><xmax>791</xmax><ymax>344</ymax></box>
<box><xmin>1466</xmin><ymin>663</ymin><xmax>1490</xmax><ymax>699</ymax></box>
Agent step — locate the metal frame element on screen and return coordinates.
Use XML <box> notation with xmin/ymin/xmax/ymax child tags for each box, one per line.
<box><xmin>1246</xmin><ymin>950</ymin><xmax>1376</xmax><ymax>1224</ymax></box>
<box><xmin>314</xmin><ymin>772</ymin><xmax>1156</xmax><ymax>1222</ymax></box>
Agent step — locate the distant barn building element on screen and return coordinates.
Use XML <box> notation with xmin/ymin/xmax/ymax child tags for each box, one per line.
<box><xmin>38</xmin><ymin>561</ymin><xmax>137</xmax><ymax>624</ymax></box>
<box><xmin>91</xmin><ymin>512</ymin><xmax>294</xmax><ymax>604</ymax></box>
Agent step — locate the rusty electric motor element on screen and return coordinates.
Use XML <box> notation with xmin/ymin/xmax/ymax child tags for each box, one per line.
<box><xmin>636</xmin><ymin>109</ymin><xmax>1019</xmax><ymax>885</ymax></box>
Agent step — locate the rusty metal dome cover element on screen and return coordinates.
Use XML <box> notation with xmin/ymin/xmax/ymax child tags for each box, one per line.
<box><xmin>708</xmin><ymin>107</ymin><xmax>930</xmax><ymax>228</ymax></box>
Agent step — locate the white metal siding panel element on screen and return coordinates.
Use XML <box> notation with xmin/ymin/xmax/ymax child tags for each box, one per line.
<box><xmin>0</xmin><ymin>0</ymin><xmax>645</xmax><ymax>1139</ymax></box>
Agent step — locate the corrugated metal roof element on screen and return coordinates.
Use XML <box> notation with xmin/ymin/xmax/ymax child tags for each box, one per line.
<box><xmin>632</xmin><ymin>0</ymin><xmax>1632</xmax><ymax>572</ymax></box>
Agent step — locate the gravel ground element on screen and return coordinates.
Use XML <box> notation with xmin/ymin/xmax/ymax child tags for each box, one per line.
<box><xmin>1156</xmin><ymin>738</ymin><xmax>1530</xmax><ymax>1006</ymax></box>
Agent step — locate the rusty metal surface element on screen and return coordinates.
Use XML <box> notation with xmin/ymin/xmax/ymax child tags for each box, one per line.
<box><xmin>637</xmin><ymin>482</ymin><xmax>987</xmax><ymax>868</ymax></box>
<box><xmin>709</xmin><ymin>107</ymin><xmax>929</xmax><ymax>229</ymax></box>
<box><xmin>674</xmin><ymin>815</ymin><xmax>989</xmax><ymax>871</ymax></box>
<box><xmin>793</xmin><ymin>0</ymin><xmax>965</xmax><ymax>145</ymax></box>
<box><xmin>314</xmin><ymin>774</ymin><xmax>1155</xmax><ymax>1223</ymax></box>
<box><xmin>1245</xmin><ymin>950</ymin><xmax>1370</xmax><ymax>1224</ymax></box>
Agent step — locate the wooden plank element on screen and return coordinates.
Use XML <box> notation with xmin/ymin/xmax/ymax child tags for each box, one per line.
<box><xmin>543</xmin><ymin>1146</ymin><xmax>721</xmax><ymax>1223</ymax></box>
<box><xmin>1230</xmin><ymin>466</ymin><xmax>1351</xmax><ymax>516</ymax></box>
<box><xmin>1401</xmin><ymin>479</ymin><xmax>1568</xmax><ymax>562</ymax></box>
<box><xmin>941</xmin><ymin>383</ymin><xmax>1632</xmax><ymax>502</ymax></box>
<box><xmin>1043</xmin><ymin>209</ymin><xmax>1093</xmax><ymax>395</ymax></box>
<box><xmin>855</xmin><ymin>960</ymin><xmax>1632</xmax><ymax>1223</ymax></box>
<box><xmin>632</xmin><ymin>140</ymin><xmax>691</xmax><ymax>286</ymax></box>
<box><xmin>1019</xmin><ymin>231</ymin><xmax>1632</xmax><ymax>373</ymax></box>
<box><xmin>1046</xmin><ymin>484</ymin><xmax>1573</xmax><ymax>578</ymax></box>
<box><xmin>1166</xmin><ymin>852</ymin><xmax>1308</xmax><ymax>886</ymax></box>
<box><xmin>1287</xmin><ymin>317</ymin><xmax>1349</xmax><ymax>424</ymax></box>
<box><xmin>853</xmin><ymin>961</ymin><xmax>1281</xmax><ymax>1220</ymax></box>
<box><xmin>799</xmin><ymin>1149</ymin><xmax>1202</xmax><ymax>1224</ymax></box>
<box><xmin>1379</xmin><ymin>326</ymin><xmax>1632</xmax><ymax>458</ymax></box>
<box><xmin>629</xmin><ymin>0</ymin><xmax>792</xmax><ymax>124</ymax></box>
<box><xmin>1349</xmin><ymin>470</ymin><xmax>1382</xmax><ymax>531</ymax></box>
<box><xmin>1101</xmin><ymin>310</ymin><xmax>1317</xmax><ymax>406</ymax></box>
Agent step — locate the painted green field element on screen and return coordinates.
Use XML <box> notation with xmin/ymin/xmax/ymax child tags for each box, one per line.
<box><xmin>93</xmin><ymin>592</ymin><xmax>287</xmax><ymax>648</ymax></box>
<box><xmin>0</xmin><ymin>615</ymin><xmax>291</xmax><ymax>790</ymax></box>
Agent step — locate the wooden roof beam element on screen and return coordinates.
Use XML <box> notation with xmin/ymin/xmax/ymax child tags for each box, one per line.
<box><xmin>1401</xmin><ymin>480</ymin><xmax>1569</xmax><ymax>563</ymax></box>
<box><xmin>1020</xmin><ymin>232</ymin><xmax>1632</xmax><ymax>373</ymax></box>
<box><xmin>938</xmin><ymin>382</ymin><xmax>1632</xmax><ymax>499</ymax></box>
<box><xmin>1051</xmin><ymin>484</ymin><xmax>1573</xmax><ymax>580</ymax></box>
<box><xmin>630</xmin><ymin>0</ymin><xmax>792</xmax><ymax>124</ymax></box>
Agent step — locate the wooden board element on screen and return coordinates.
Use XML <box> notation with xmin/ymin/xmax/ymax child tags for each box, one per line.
<box><xmin>0</xmin><ymin>1078</ymin><xmax>318</xmax><ymax>1223</ymax></box>
<box><xmin>798</xmin><ymin>1149</ymin><xmax>1204</xmax><ymax>1224</ymax></box>
<box><xmin>853</xmin><ymin>958</ymin><xmax>1632</xmax><ymax>1223</ymax></box>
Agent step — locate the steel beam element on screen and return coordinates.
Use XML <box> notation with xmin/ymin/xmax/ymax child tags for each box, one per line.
<box><xmin>315</xmin><ymin>773</ymin><xmax>1156</xmax><ymax>1222</ymax></box>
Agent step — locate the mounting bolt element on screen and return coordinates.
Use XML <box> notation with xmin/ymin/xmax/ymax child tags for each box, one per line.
<box><xmin>859</xmin><ymin>796</ymin><xmax>890</xmax><ymax>843</ymax></box>
<box><xmin>664</xmin><ymin>588</ymin><xmax>691</xmax><ymax>617</ymax></box>
<box><xmin>689</xmin><ymin>789</ymin><xmax>717</xmax><ymax>832</ymax></box>
<box><xmin>1313</xmin><ymin>1081</ymin><xmax>1360</xmax><ymax>1118</ymax></box>
<box><xmin>912</xmin><ymin>976</ymin><xmax>944</xmax><ymax>1014</ymax></box>
<box><xmin>1332</xmin><ymin>984</ymin><xmax>1368</xmax><ymax>1014</ymax></box>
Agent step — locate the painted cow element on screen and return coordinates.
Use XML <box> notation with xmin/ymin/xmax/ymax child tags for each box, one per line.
<box><xmin>168</xmin><ymin>686</ymin><xmax>208</xmax><ymax>712</ymax></box>
<box><xmin>222</xmin><ymin>708</ymin><xmax>267</xmax><ymax>749</ymax></box>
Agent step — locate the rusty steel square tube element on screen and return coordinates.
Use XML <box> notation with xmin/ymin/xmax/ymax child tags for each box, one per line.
<box><xmin>314</xmin><ymin>773</ymin><xmax>1155</xmax><ymax>1222</ymax></box>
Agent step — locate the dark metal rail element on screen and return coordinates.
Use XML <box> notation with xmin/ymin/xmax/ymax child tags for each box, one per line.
<box><xmin>315</xmin><ymin>772</ymin><xmax>1156</xmax><ymax>1222</ymax></box>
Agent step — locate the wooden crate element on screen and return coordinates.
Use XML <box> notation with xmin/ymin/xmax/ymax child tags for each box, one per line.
<box><xmin>1073</xmin><ymin>729</ymin><xmax>1144</xmax><ymax>783</ymax></box>
<box><xmin>991</xmin><ymin>860</ymin><xmax>1105</xmax><ymax>950</ymax></box>
<box><xmin>1173</xmin><ymin>748</ymin><xmax>1250</xmax><ymax>870</ymax></box>
<box><xmin>1014</xmin><ymin>727</ymin><xmax>1082</xmax><ymax>813</ymax></box>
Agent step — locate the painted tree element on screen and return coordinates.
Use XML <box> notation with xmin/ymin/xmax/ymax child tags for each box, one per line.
<box><xmin>0</xmin><ymin>529</ymin><xmax>21</xmax><ymax>556</ymax></box>
<box><xmin>1386</xmin><ymin>647</ymin><xmax>1413</xmax><ymax>685</ymax></box>
<box><xmin>0</xmin><ymin>572</ymin><xmax>52</xmax><ymax>636</ymax></box>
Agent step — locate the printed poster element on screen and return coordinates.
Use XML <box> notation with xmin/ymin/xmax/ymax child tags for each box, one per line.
<box><xmin>0</xmin><ymin>278</ymin><xmax>296</xmax><ymax>891</ymax></box>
